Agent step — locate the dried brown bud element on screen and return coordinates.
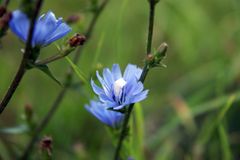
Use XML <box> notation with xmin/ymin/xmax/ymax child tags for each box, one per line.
<box><xmin>66</xmin><ymin>14</ymin><xmax>80</xmax><ymax>24</ymax></box>
<box><xmin>40</xmin><ymin>136</ymin><xmax>53</xmax><ymax>156</ymax></box>
<box><xmin>24</xmin><ymin>104</ymin><xmax>33</xmax><ymax>121</ymax></box>
<box><xmin>0</xmin><ymin>6</ymin><xmax>7</xmax><ymax>17</ymax></box>
<box><xmin>69</xmin><ymin>34</ymin><xmax>86</xmax><ymax>47</ymax></box>
<box><xmin>156</xmin><ymin>42</ymin><xmax>168</xmax><ymax>59</ymax></box>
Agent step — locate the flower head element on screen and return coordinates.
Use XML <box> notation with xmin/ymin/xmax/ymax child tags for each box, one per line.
<box><xmin>85</xmin><ymin>100</ymin><xmax>124</xmax><ymax>128</ymax></box>
<box><xmin>9</xmin><ymin>10</ymin><xmax>71</xmax><ymax>47</ymax></box>
<box><xmin>91</xmin><ymin>64</ymin><xmax>148</xmax><ymax>110</ymax></box>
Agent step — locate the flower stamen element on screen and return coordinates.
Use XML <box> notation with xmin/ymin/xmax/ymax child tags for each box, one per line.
<box><xmin>113</xmin><ymin>78</ymin><xmax>127</xmax><ymax>97</ymax></box>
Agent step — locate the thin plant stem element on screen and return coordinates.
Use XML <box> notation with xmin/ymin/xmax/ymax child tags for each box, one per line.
<box><xmin>114</xmin><ymin>0</ymin><xmax>157</xmax><ymax>159</ymax></box>
<box><xmin>35</xmin><ymin>51</ymin><xmax>72</xmax><ymax>65</ymax></box>
<box><xmin>19</xmin><ymin>87</ymin><xmax>68</xmax><ymax>160</ymax></box>
<box><xmin>19</xmin><ymin>1</ymin><xmax>109</xmax><ymax>159</ymax></box>
<box><xmin>0</xmin><ymin>0</ymin><xmax>44</xmax><ymax>114</ymax></box>
<box><xmin>146</xmin><ymin>0</ymin><xmax>156</xmax><ymax>54</ymax></box>
<box><xmin>114</xmin><ymin>66</ymin><xmax>149</xmax><ymax>160</ymax></box>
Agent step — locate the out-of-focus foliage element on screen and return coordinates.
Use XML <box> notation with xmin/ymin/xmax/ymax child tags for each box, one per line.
<box><xmin>0</xmin><ymin>0</ymin><xmax>240</xmax><ymax>159</ymax></box>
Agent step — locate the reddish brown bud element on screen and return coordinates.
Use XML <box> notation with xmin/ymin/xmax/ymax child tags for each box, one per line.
<box><xmin>66</xmin><ymin>14</ymin><xmax>80</xmax><ymax>24</ymax></box>
<box><xmin>0</xmin><ymin>6</ymin><xmax>7</xmax><ymax>17</ymax></box>
<box><xmin>69</xmin><ymin>34</ymin><xmax>86</xmax><ymax>47</ymax></box>
<box><xmin>40</xmin><ymin>136</ymin><xmax>53</xmax><ymax>156</ymax></box>
<box><xmin>146</xmin><ymin>54</ymin><xmax>154</xmax><ymax>63</ymax></box>
<box><xmin>0</xmin><ymin>12</ymin><xmax>12</xmax><ymax>28</ymax></box>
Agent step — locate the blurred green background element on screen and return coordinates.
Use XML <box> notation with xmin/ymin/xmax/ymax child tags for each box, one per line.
<box><xmin>1</xmin><ymin>0</ymin><xmax>240</xmax><ymax>159</ymax></box>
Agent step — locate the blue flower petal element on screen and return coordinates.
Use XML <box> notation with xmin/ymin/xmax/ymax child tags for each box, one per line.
<box><xmin>96</xmin><ymin>71</ymin><xmax>112</xmax><ymax>98</ymax></box>
<box><xmin>126</xmin><ymin>81</ymin><xmax>144</xmax><ymax>96</ymax></box>
<box><xmin>91</xmin><ymin>79</ymin><xmax>104</xmax><ymax>96</ymax></box>
<box><xmin>43</xmin><ymin>22</ymin><xmax>71</xmax><ymax>46</ymax></box>
<box><xmin>91</xmin><ymin>64</ymin><xmax>148</xmax><ymax>110</ymax></box>
<box><xmin>112</xmin><ymin>64</ymin><xmax>122</xmax><ymax>80</ymax></box>
<box><xmin>9</xmin><ymin>10</ymin><xmax>30</xmax><ymax>42</ymax></box>
<box><xmin>9</xmin><ymin>10</ymin><xmax>71</xmax><ymax>47</ymax></box>
<box><xmin>113</xmin><ymin>104</ymin><xmax>125</xmax><ymax>110</ymax></box>
<box><xmin>33</xmin><ymin>11</ymin><xmax>61</xmax><ymax>46</ymax></box>
<box><xmin>123</xmin><ymin>64</ymin><xmax>142</xmax><ymax>81</ymax></box>
<box><xmin>102</xmin><ymin>68</ymin><xmax>114</xmax><ymax>89</ymax></box>
<box><xmin>85</xmin><ymin>101</ymin><xmax>124</xmax><ymax>128</ymax></box>
<box><xmin>130</xmin><ymin>90</ymin><xmax>148</xmax><ymax>104</ymax></box>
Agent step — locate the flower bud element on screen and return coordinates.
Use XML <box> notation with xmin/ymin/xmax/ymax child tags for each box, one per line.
<box><xmin>69</xmin><ymin>34</ymin><xmax>86</xmax><ymax>47</ymax></box>
<box><xmin>0</xmin><ymin>6</ymin><xmax>7</xmax><ymax>17</ymax></box>
<box><xmin>0</xmin><ymin>11</ymin><xmax>12</xmax><ymax>37</ymax></box>
<box><xmin>24</xmin><ymin>104</ymin><xmax>33</xmax><ymax>121</ymax></box>
<box><xmin>145</xmin><ymin>42</ymin><xmax>168</xmax><ymax>68</ymax></box>
<box><xmin>40</xmin><ymin>136</ymin><xmax>53</xmax><ymax>156</ymax></box>
<box><xmin>0</xmin><ymin>12</ymin><xmax>12</xmax><ymax>27</ymax></box>
<box><xmin>66</xmin><ymin>14</ymin><xmax>81</xmax><ymax>24</ymax></box>
<box><xmin>155</xmin><ymin>42</ymin><xmax>168</xmax><ymax>59</ymax></box>
<box><xmin>145</xmin><ymin>54</ymin><xmax>155</xmax><ymax>64</ymax></box>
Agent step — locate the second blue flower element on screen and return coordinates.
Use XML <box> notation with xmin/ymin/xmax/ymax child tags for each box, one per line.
<box><xmin>91</xmin><ymin>64</ymin><xmax>148</xmax><ymax>110</ymax></box>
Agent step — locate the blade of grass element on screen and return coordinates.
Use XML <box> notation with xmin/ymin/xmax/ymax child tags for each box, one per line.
<box><xmin>65</xmin><ymin>56</ymin><xmax>88</xmax><ymax>85</ymax></box>
<box><xmin>155</xmin><ymin>139</ymin><xmax>175</xmax><ymax>160</ymax></box>
<box><xmin>115</xmin><ymin>0</ymin><xmax>128</xmax><ymax>61</ymax></box>
<box><xmin>92</xmin><ymin>32</ymin><xmax>105</xmax><ymax>67</ymax></box>
<box><xmin>132</xmin><ymin>103</ymin><xmax>145</xmax><ymax>160</ymax></box>
<box><xmin>197</xmin><ymin>95</ymin><xmax>235</xmax><ymax>145</ymax></box>
<box><xmin>218</xmin><ymin>124</ymin><xmax>232</xmax><ymax>160</ymax></box>
<box><xmin>148</xmin><ymin>92</ymin><xmax>238</xmax><ymax>149</ymax></box>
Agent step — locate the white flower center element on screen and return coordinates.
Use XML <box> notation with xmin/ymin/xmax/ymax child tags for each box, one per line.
<box><xmin>113</xmin><ymin>78</ymin><xmax>127</xmax><ymax>96</ymax></box>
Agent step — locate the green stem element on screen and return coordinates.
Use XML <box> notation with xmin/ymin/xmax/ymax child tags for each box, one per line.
<box><xmin>35</xmin><ymin>50</ymin><xmax>73</xmax><ymax>65</ymax></box>
<box><xmin>146</xmin><ymin>0</ymin><xmax>156</xmax><ymax>54</ymax></box>
<box><xmin>2</xmin><ymin>0</ymin><xmax>10</xmax><ymax>7</ymax></box>
<box><xmin>19</xmin><ymin>1</ymin><xmax>109</xmax><ymax>159</ymax></box>
<box><xmin>0</xmin><ymin>0</ymin><xmax>43</xmax><ymax>114</ymax></box>
<box><xmin>114</xmin><ymin>0</ymin><xmax>157</xmax><ymax>159</ymax></box>
<box><xmin>114</xmin><ymin>66</ymin><xmax>149</xmax><ymax>160</ymax></box>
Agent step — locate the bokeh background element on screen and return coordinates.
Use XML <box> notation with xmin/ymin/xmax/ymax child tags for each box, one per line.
<box><xmin>1</xmin><ymin>0</ymin><xmax>240</xmax><ymax>159</ymax></box>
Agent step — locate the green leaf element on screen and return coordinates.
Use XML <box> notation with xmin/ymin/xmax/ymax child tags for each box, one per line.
<box><xmin>218</xmin><ymin>124</ymin><xmax>232</xmax><ymax>160</ymax></box>
<box><xmin>65</xmin><ymin>56</ymin><xmax>88</xmax><ymax>85</ymax></box>
<box><xmin>0</xmin><ymin>125</ymin><xmax>29</xmax><ymax>134</ymax></box>
<box><xmin>35</xmin><ymin>64</ymin><xmax>62</xmax><ymax>86</ymax></box>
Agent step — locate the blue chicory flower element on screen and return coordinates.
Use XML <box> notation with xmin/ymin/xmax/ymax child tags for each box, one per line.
<box><xmin>9</xmin><ymin>10</ymin><xmax>71</xmax><ymax>47</ymax></box>
<box><xmin>85</xmin><ymin>100</ymin><xmax>124</xmax><ymax>128</ymax></box>
<box><xmin>91</xmin><ymin>64</ymin><xmax>148</xmax><ymax>110</ymax></box>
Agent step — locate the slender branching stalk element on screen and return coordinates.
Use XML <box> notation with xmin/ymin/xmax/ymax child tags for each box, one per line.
<box><xmin>0</xmin><ymin>0</ymin><xmax>44</xmax><ymax>114</ymax></box>
<box><xmin>146</xmin><ymin>0</ymin><xmax>156</xmax><ymax>55</ymax></box>
<box><xmin>114</xmin><ymin>0</ymin><xmax>158</xmax><ymax>159</ymax></box>
<box><xmin>19</xmin><ymin>1</ymin><xmax>109</xmax><ymax>159</ymax></box>
<box><xmin>35</xmin><ymin>51</ymin><xmax>73</xmax><ymax>65</ymax></box>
